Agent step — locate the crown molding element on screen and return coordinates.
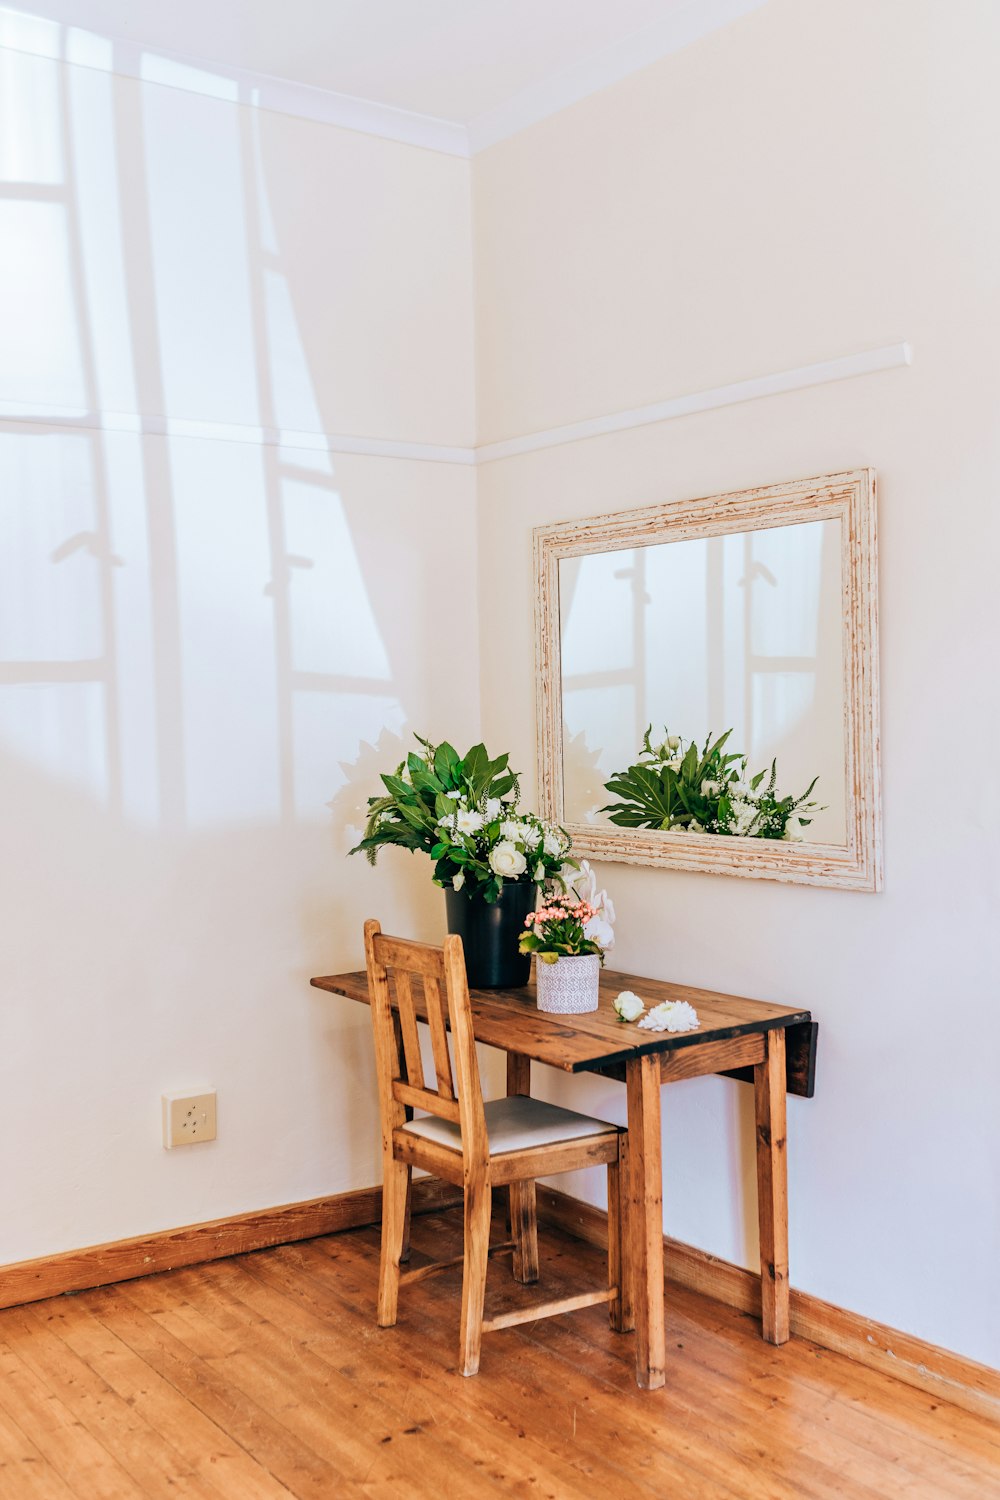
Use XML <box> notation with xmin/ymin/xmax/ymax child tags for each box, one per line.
<box><xmin>0</xmin><ymin>0</ymin><xmax>769</xmax><ymax>159</ymax></box>
<box><xmin>0</xmin><ymin>343</ymin><xmax>911</xmax><ymax>467</ymax></box>
<box><xmin>0</xmin><ymin>19</ymin><xmax>469</xmax><ymax>157</ymax></box>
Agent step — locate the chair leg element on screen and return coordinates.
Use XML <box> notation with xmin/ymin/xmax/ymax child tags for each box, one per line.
<box><xmin>509</xmin><ymin>1180</ymin><xmax>539</xmax><ymax>1284</ymax></box>
<box><xmin>608</xmin><ymin>1142</ymin><xmax>634</xmax><ymax>1333</ymax></box>
<box><xmin>377</xmin><ymin>1156</ymin><xmax>409</xmax><ymax>1328</ymax></box>
<box><xmin>459</xmin><ymin>1176</ymin><xmax>492</xmax><ymax>1376</ymax></box>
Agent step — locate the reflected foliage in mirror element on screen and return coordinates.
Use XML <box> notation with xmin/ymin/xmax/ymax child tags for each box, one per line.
<box><xmin>535</xmin><ymin>472</ymin><xmax>881</xmax><ymax>890</ymax></box>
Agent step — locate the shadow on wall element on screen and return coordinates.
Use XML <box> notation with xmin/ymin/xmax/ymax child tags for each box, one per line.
<box><xmin>0</xmin><ymin>10</ymin><xmax>456</xmax><ymax>1240</ymax></box>
<box><xmin>0</xmin><ymin>13</ymin><xmax>418</xmax><ymax>862</ymax></box>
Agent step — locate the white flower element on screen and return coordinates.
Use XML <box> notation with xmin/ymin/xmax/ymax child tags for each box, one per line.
<box><xmin>584</xmin><ymin>913</ymin><xmax>615</xmax><ymax>951</ymax></box>
<box><xmin>782</xmin><ymin>816</ymin><xmax>806</xmax><ymax>842</ymax></box>
<box><xmin>542</xmin><ymin>830</ymin><xmax>564</xmax><ymax>857</ymax></box>
<box><xmin>666</xmin><ymin>758</ymin><xmax>683</xmax><ymax>772</ymax></box>
<box><xmin>499</xmin><ymin>818</ymin><xmax>522</xmax><ymax>840</ymax></box>
<box><xmin>452</xmin><ymin>871</ymin><xmax>465</xmax><ymax>891</ymax></box>
<box><xmin>456</xmin><ymin>809</ymin><xmax>484</xmax><ymax>835</ymax></box>
<box><xmin>437</xmin><ymin>813</ymin><xmax>456</xmax><ymax>832</ymax></box>
<box><xmin>613</xmin><ymin>991</ymin><xmax>645</xmax><ymax>1023</ymax></box>
<box><xmin>637</xmin><ymin>1000</ymin><xmax>700</xmax><ymax>1033</ymax></box>
<box><xmin>600</xmin><ymin>891</ymin><xmax>616</xmax><ymax>924</ymax></box>
<box><xmin>489</xmin><ymin>841</ymin><xmax>527</xmax><ymax>878</ymax></box>
<box><xmin>534</xmin><ymin>861</ymin><xmax>545</xmax><ymax>881</ymax></box>
<box><xmin>484</xmin><ymin>797</ymin><xmax>502</xmax><ymax>820</ymax></box>
<box><xmin>572</xmin><ymin>860</ymin><xmax>598</xmax><ymax>904</ymax></box>
<box><xmin>733</xmin><ymin>781</ymin><xmax>751</xmax><ymax>797</ymax></box>
<box><xmin>521</xmin><ymin>824</ymin><xmax>542</xmax><ymax>849</ymax></box>
<box><xmin>670</xmin><ymin>822</ymin><xmax>688</xmax><ymax>833</ymax></box>
<box><xmin>666</xmin><ymin>735</ymin><xmax>681</xmax><ymax>750</ymax></box>
<box><xmin>701</xmin><ymin>779</ymin><xmax>719</xmax><ymax>797</ymax></box>
<box><xmin>688</xmin><ymin>821</ymin><xmax>704</xmax><ymax>834</ymax></box>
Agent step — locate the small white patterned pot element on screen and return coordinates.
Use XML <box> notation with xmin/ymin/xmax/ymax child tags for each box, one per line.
<box><xmin>535</xmin><ymin>953</ymin><xmax>601</xmax><ymax>1014</ymax></box>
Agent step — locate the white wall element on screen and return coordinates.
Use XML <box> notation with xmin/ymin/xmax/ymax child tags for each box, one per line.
<box><xmin>0</xmin><ymin>39</ymin><xmax>479</xmax><ymax>1262</ymax></box>
<box><xmin>473</xmin><ymin>0</ymin><xmax>1000</xmax><ymax>1368</ymax></box>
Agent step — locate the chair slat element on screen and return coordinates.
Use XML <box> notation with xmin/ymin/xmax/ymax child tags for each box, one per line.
<box><xmin>394</xmin><ymin>971</ymin><xmax>425</xmax><ymax>1090</ymax></box>
<box><xmin>422</xmin><ymin>974</ymin><xmax>456</xmax><ymax>1101</ymax></box>
<box><xmin>392</xmin><ymin>1081</ymin><xmax>460</xmax><ymax>1122</ymax></box>
<box><xmin>374</xmin><ymin>935</ymin><xmax>446</xmax><ymax>979</ymax></box>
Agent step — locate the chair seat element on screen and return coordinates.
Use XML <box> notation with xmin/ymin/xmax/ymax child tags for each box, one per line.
<box><xmin>401</xmin><ymin>1095</ymin><xmax>620</xmax><ymax>1157</ymax></box>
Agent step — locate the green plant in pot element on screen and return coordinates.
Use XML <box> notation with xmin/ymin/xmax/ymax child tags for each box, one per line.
<box><xmin>349</xmin><ymin>736</ymin><xmax>573</xmax><ymax>988</ymax></box>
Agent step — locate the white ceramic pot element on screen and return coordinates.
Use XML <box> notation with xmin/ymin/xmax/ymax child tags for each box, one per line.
<box><xmin>535</xmin><ymin>953</ymin><xmax>600</xmax><ymax>1014</ymax></box>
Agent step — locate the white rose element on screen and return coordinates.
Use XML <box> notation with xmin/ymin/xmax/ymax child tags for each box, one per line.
<box><xmin>484</xmin><ymin>798</ymin><xmax>502</xmax><ymax>820</ymax></box>
<box><xmin>584</xmin><ymin>914</ymin><xmax>615</xmax><ymax>951</ymax></box>
<box><xmin>456</xmin><ymin>809</ymin><xmax>484</xmax><ymax>835</ymax></box>
<box><xmin>613</xmin><ymin>991</ymin><xmax>645</xmax><ymax>1023</ymax></box>
<box><xmin>489</xmin><ymin>841</ymin><xmax>527</xmax><ymax>878</ymax></box>
<box><xmin>452</xmin><ymin>871</ymin><xmax>465</xmax><ymax>891</ymax></box>
<box><xmin>782</xmin><ymin>816</ymin><xmax>806</xmax><ymax>842</ymax></box>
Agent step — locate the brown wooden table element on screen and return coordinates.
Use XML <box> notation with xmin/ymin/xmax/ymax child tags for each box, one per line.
<box><xmin>311</xmin><ymin>965</ymin><xmax>815</xmax><ymax>1390</ymax></box>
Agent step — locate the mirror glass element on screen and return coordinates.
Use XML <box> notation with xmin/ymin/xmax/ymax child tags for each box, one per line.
<box><xmin>558</xmin><ymin>518</ymin><xmax>847</xmax><ymax>844</ymax></box>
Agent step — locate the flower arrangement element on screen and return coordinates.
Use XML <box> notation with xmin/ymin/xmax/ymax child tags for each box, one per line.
<box><xmin>601</xmin><ymin>726</ymin><xmax>822</xmax><ymax>841</ymax></box>
<box><xmin>519</xmin><ymin>861</ymin><xmax>616</xmax><ymax>965</ymax></box>
<box><xmin>349</xmin><ymin>736</ymin><xmax>572</xmax><ymax>902</ymax></box>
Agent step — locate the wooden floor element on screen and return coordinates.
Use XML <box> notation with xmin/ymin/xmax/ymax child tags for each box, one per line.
<box><xmin>1</xmin><ymin>1209</ymin><xmax>998</xmax><ymax>1500</ymax></box>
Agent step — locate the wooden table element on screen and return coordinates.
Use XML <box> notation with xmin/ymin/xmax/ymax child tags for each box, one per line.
<box><xmin>311</xmin><ymin>965</ymin><xmax>815</xmax><ymax>1390</ymax></box>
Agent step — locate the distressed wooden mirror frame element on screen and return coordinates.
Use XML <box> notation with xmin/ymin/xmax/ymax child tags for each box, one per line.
<box><xmin>534</xmin><ymin>469</ymin><xmax>882</xmax><ymax>891</ymax></box>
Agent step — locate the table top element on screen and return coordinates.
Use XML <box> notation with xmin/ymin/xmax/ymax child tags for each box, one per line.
<box><xmin>310</xmin><ymin>967</ymin><xmax>810</xmax><ymax>1075</ymax></box>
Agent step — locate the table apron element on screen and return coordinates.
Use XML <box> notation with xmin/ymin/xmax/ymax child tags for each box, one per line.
<box><xmin>587</xmin><ymin>1031</ymin><xmax>766</xmax><ymax>1085</ymax></box>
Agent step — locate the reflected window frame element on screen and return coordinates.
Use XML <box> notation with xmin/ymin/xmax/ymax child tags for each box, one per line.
<box><xmin>533</xmin><ymin>468</ymin><xmax>882</xmax><ymax>892</ymax></box>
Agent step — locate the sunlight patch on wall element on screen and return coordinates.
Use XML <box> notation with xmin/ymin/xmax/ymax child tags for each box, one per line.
<box><xmin>0</xmin><ymin>200</ymin><xmax>86</xmax><ymax>408</ymax></box>
<box><xmin>0</xmin><ymin>46</ymin><xmax>61</xmax><ymax>182</ymax></box>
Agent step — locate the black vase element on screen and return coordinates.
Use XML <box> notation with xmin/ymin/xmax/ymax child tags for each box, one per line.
<box><xmin>444</xmin><ymin>881</ymin><xmax>536</xmax><ymax>989</ymax></box>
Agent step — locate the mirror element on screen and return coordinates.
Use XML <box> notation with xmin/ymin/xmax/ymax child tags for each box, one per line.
<box><xmin>534</xmin><ymin>471</ymin><xmax>881</xmax><ymax>890</ymax></box>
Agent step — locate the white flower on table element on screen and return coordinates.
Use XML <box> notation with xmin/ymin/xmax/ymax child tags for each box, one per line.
<box><xmin>613</xmin><ymin>991</ymin><xmax>646</xmax><ymax>1023</ymax></box>
<box><xmin>456</xmin><ymin>808</ymin><xmax>484</xmax><ymax>835</ymax></box>
<box><xmin>637</xmin><ymin>1001</ymin><xmax>700</xmax><ymax>1034</ymax></box>
<box><xmin>489</xmin><ymin>841</ymin><xmax>527</xmax><ymax>878</ymax></box>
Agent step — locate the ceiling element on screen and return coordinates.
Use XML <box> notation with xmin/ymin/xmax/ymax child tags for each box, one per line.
<box><xmin>6</xmin><ymin>0</ymin><xmax>765</xmax><ymax>138</ymax></box>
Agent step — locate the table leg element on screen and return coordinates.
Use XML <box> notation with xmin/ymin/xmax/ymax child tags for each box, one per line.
<box><xmin>755</xmin><ymin>1027</ymin><xmax>789</xmax><ymax>1344</ymax></box>
<box><xmin>506</xmin><ymin>1053</ymin><xmax>539</xmax><ymax>1283</ymax></box>
<box><xmin>625</xmin><ymin>1054</ymin><xmax>665</xmax><ymax>1390</ymax></box>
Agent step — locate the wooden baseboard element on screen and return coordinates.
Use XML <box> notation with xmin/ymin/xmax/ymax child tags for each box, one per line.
<box><xmin>0</xmin><ymin>1177</ymin><xmax>462</xmax><ymax>1312</ymax></box>
<box><xmin>536</xmin><ymin>1185</ymin><xmax>1000</xmax><ymax>1425</ymax></box>
<box><xmin>6</xmin><ymin>1177</ymin><xmax>995</xmax><ymax>1426</ymax></box>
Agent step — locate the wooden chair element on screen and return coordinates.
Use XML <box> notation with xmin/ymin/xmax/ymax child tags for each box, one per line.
<box><xmin>364</xmin><ymin>919</ymin><xmax>632</xmax><ymax>1376</ymax></box>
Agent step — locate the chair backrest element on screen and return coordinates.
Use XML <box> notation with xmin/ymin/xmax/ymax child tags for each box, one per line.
<box><xmin>364</xmin><ymin>919</ymin><xmax>487</xmax><ymax>1164</ymax></box>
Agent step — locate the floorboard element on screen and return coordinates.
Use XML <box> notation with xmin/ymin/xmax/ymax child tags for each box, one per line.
<box><xmin>0</xmin><ymin>1208</ymin><xmax>996</xmax><ymax>1500</ymax></box>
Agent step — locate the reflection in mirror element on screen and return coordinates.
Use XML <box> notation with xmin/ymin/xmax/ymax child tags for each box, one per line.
<box><xmin>559</xmin><ymin>519</ymin><xmax>846</xmax><ymax>844</ymax></box>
